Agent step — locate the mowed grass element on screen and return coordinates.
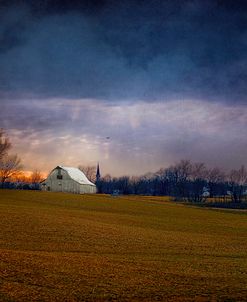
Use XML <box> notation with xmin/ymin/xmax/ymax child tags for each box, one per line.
<box><xmin>0</xmin><ymin>190</ymin><xmax>247</xmax><ymax>301</ymax></box>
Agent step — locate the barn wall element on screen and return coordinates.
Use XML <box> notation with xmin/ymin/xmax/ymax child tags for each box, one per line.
<box><xmin>79</xmin><ymin>184</ymin><xmax>97</xmax><ymax>194</ymax></box>
<box><xmin>41</xmin><ymin>167</ymin><xmax>96</xmax><ymax>194</ymax></box>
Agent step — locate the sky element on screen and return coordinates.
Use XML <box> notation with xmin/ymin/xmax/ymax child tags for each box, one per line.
<box><xmin>0</xmin><ymin>0</ymin><xmax>247</xmax><ymax>176</ymax></box>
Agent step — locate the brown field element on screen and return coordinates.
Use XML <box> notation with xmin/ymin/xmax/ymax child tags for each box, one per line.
<box><xmin>0</xmin><ymin>190</ymin><xmax>247</xmax><ymax>301</ymax></box>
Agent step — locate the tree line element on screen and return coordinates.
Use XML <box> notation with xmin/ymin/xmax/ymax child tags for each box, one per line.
<box><xmin>95</xmin><ymin>160</ymin><xmax>247</xmax><ymax>204</ymax></box>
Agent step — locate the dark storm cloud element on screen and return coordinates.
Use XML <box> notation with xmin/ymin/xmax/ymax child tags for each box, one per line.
<box><xmin>1</xmin><ymin>0</ymin><xmax>247</xmax><ymax>102</ymax></box>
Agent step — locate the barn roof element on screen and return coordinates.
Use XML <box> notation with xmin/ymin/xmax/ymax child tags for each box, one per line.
<box><xmin>57</xmin><ymin>166</ymin><xmax>96</xmax><ymax>186</ymax></box>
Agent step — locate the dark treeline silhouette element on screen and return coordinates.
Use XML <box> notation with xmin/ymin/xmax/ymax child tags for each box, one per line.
<box><xmin>97</xmin><ymin>160</ymin><xmax>247</xmax><ymax>205</ymax></box>
<box><xmin>1</xmin><ymin>181</ymin><xmax>41</xmax><ymax>190</ymax></box>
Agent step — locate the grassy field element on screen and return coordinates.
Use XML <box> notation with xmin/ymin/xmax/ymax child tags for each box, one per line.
<box><xmin>0</xmin><ymin>190</ymin><xmax>246</xmax><ymax>301</ymax></box>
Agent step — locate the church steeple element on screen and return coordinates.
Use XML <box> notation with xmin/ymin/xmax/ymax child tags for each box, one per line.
<box><xmin>96</xmin><ymin>162</ymin><xmax>101</xmax><ymax>182</ymax></box>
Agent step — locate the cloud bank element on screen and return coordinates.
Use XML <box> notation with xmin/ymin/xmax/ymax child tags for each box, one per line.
<box><xmin>1</xmin><ymin>0</ymin><xmax>247</xmax><ymax>175</ymax></box>
<box><xmin>2</xmin><ymin>99</ymin><xmax>246</xmax><ymax>175</ymax></box>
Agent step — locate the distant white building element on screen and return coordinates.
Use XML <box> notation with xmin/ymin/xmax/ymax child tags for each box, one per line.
<box><xmin>41</xmin><ymin>166</ymin><xmax>97</xmax><ymax>194</ymax></box>
<box><xmin>202</xmin><ymin>186</ymin><xmax>210</xmax><ymax>197</ymax></box>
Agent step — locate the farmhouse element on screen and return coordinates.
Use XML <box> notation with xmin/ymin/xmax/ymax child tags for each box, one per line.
<box><xmin>41</xmin><ymin>166</ymin><xmax>97</xmax><ymax>194</ymax></box>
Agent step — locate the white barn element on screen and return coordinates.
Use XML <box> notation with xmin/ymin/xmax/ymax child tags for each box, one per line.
<box><xmin>41</xmin><ymin>166</ymin><xmax>97</xmax><ymax>194</ymax></box>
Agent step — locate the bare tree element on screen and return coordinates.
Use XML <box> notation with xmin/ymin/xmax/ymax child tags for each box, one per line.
<box><xmin>206</xmin><ymin>167</ymin><xmax>226</xmax><ymax>198</ymax></box>
<box><xmin>188</xmin><ymin>162</ymin><xmax>208</xmax><ymax>203</ymax></box>
<box><xmin>169</xmin><ymin>159</ymin><xmax>192</xmax><ymax>200</ymax></box>
<box><xmin>190</xmin><ymin>162</ymin><xmax>207</xmax><ymax>180</ymax></box>
<box><xmin>228</xmin><ymin>165</ymin><xmax>247</xmax><ymax>203</ymax></box>
<box><xmin>173</xmin><ymin>160</ymin><xmax>192</xmax><ymax>182</ymax></box>
<box><xmin>130</xmin><ymin>176</ymin><xmax>140</xmax><ymax>194</ymax></box>
<box><xmin>78</xmin><ymin>165</ymin><xmax>96</xmax><ymax>183</ymax></box>
<box><xmin>206</xmin><ymin>167</ymin><xmax>225</xmax><ymax>184</ymax></box>
<box><xmin>154</xmin><ymin>168</ymin><xmax>169</xmax><ymax>195</ymax></box>
<box><xmin>0</xmin><ymin>129</ymin><xmax>11</xmax><ymax>160</ymax></box>
<box><xmin>30</xmin><ymin>170</ymin><xmax>43</xmax><ymax>184</ymax></box>
<box><xmin>0</xmin><ymin>154</ymin><xmax>22</xmax><ymax>185</ymax></box>
<box><xmin>116</xmin><ymin>176</ymin><xmax>130</xmax><ymax>194</ymax></box>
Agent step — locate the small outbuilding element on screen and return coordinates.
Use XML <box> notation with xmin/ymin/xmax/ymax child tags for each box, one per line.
<box><xmin>41</xmin><ymin>166</ymin><xmax>96</xmax><ymax>194</ymax></box>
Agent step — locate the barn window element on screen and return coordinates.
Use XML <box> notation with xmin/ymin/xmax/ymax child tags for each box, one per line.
<box><xmin>57</xmin><ymin>168</ymin><xmax>63</xmax><ymax>179</ymax></box>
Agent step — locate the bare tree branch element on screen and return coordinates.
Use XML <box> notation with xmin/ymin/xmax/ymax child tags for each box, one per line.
<box><xmin>0</xmin><ymin>129</ymin><xmax>11</xmax><ymax>160</ymax></box>
<box><xmin>78</xmin><ymin>165</ymin><xmax>96</xmax><ymax>183</ymax></box>
<box><xmin>0</xmin><ymin>154</ymin><xmax>22</xmax><ymax>185</ymax></box>
<box><xmin>30</xmin><ymin>170</ymin><xmax>43</xmax><ymax>184</ymax></box>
